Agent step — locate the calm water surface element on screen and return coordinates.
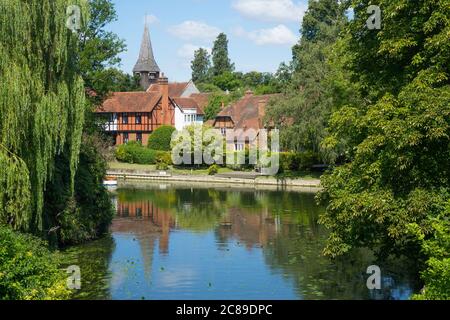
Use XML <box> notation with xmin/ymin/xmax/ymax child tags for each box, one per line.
<box><xmin>63</xmin><ymin>183</ymin><xmax>420</xmax><ymax>300</ymax></box>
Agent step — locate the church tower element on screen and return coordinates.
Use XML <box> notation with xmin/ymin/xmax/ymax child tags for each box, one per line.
<box><xmin>133</xmin><ymin>24</ymin><xmax>161</xmax><ymax>90</ymax></box>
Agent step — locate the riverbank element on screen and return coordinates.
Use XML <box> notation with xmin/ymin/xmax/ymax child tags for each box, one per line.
<box><xmin>106</xmin><ymin>163</ymin><xmax>322</xmax><ymax>190</ymax></box>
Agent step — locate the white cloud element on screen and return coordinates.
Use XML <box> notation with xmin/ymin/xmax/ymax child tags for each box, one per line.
<box><xmin>168</xmin><ymin>21</ymin><xmax>221</xmax><ymax>41</ymax></box>
<box><xmin>234</xmin><ymin>24</ymin><xmax>297</xmax><ymax>46</ymax></box>
<box><xmin>232</xmin><ymin>0</ymin><xmax>307</xmax><ymax>22</ymax></box>
<box><xmin>143</xmin><ymin>14</ymin><xmax>159</xmax><ymax>25</ymax></box>
<box><xmin>177</xmin><ymin>44</ymin><xmax>211</xmax><ymax>67</ymax></box>
<box><xmin>177</xmin><ymin>44</ymin><xmax>211</xmax><ymax>59</ymax></box>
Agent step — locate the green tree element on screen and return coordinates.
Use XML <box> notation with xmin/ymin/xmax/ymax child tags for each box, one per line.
<box><xmin>265</xmin><ymin>0</ymin><xmax>348</xmax><ymax>161</ymax></box>
<box><xmin>191</xmin><ymin>48</ymin><xmax>211</xmax><ymax>83</ymax></box>
<box><xmin>203</xmin><ymin>93</ymin><xmax>233</xmax><ymax>121</ymax></box>
<box><xmin>317</xmin><ymin>0</ymin><xmax>450</xmax><ymax>299</ymax></box>
<box><xmin>148</xmin><ymin>126</ymin><xmax>177</xmax><ymax>151</ymax></box>
<box><xmin>79</xmin><ymin>0</ymin><xmax>127</xmax><ymax>101</ymax></box>
<box><xmin>212</xmin><ymin>71</ymin><xmax>242</xmax><ymax>91</ymax></box>
<box><xmin>211</xmin><ymin>33</ymin><xmax>234</xmax><ymax>76</ymax></box>
<box><xmin>275</xmin><ymin>62</ymin><xmax>293</xmax><ymax>87</ymax></box>
<box><xmin>0</xmin><ymin>0</ymin><xmax>88</xmax><ymax>232</ymax></box>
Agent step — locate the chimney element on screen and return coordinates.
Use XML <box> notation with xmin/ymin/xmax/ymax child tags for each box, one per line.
<box><xmin>221</xmin><ymin>101</ymin><xmax>225</xmax><ymax>109</ymax></box>
<box><xmin>158</xmin><ymin>73</ymin><xmax>169</xmax><ymax>125</ymax></box>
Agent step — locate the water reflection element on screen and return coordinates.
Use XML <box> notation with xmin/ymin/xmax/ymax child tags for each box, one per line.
<box><xmin>68</xmin><ymin>183</ymin><xmax>419</xmax><ymax>300</ymax></box>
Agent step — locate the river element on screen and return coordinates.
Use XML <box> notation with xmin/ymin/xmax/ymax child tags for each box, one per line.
<box><xmin>63</xmin><ymin>182</ymin><xmax>420</xmax><ymax>300</ymax></box>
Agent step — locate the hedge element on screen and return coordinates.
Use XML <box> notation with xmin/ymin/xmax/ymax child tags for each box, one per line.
<box><xmin>115</xmin><ymin>142</ymin><xmax>174</xmax><ymax>166</ymax></box>
<box><xmin>279</xmin><ymin>151</ymin><xmax>318</xmax><ymax>172</ymax></box>
<box><xmin>115</xmin><ymin>142</ymin><xmax>157</xmax><ymax>164</ymax></box>
<box><xmin>223</xmin><ymin>151</ymin><xmax>319</xmax><ymax>172</ymax></box>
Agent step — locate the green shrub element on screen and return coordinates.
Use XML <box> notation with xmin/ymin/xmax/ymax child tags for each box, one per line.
<box><xmin>0</xmin><ymin>226</ymin><xmax>70</xmax><ymax>300</ymax></box>
<box><xmin>297</xmin><ymin>151</ymin><xmax>318</xmax><ymax>170</ymax></box>
<box><xmin>115</xmin><ymin>142</ymin><xmax>157</xmax><ymax>165</ymax></box>
<box><xmin>208</xmin><ymin>164</ymin><xmax>219</xmax><ymax>175</ymax></box>
<box><xmin>156</xmin><ymin>151</ymin><xmax>172</xmax><ymax>165</ymax></box>
<box><xmin>278</xmin><ymin>151</ymin><xmax>319</xmax><ymax>173</ymax></box>
<box><xmin>115</xmin><ymin>144</ymin><xmax>133</xmax><ymax>163</ymax></box>
<box><xmin>156</xmin><ymin>161</ymin><xmax>169</xmax><ymax>170</ymax></box>
<box><xmin>279</xmin><ymin>152</ymin><xmax>295</xmax><ymax>172</ymax></box>
<box><xmin>155</xmin><ymin>151</ymin><xmax>172</xmax><ymax>170</ymax></box>
<box><xmin>412</xmin><ymin>204</ymin><xmax>450</xmax><ymax>300</ymax></box>
<box><xmin>148</xmin><ymin>126</ymin><xmax>176</xmax><ymax>151</ymax></box>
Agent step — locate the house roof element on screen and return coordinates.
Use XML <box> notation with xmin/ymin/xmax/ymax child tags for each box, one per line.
<box><xmin>172</xmin><ymin>97</ymin><xmax>205</xmax><ymax>115</ymax></box>
<box><xmin>215</xmin><ymin>94</ymin><xmax>277</xmax><ymax>131</ymax></box>
<box><xmin>147</xmin><ymin>82</ymin><xmax>190</xmax><ymax>97</ymax></box>
<box><xmin>96</xmin><ymin>92</ymin><xmax>162</xmax><ymax>113</ymax></box>
<box><xmin>189</xmin><ymin>93</ymin><xmax>209</xmax><ymax>110</ymax></box>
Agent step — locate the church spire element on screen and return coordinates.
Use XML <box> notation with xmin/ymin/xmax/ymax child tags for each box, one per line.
<box><xmin>133</xmin><ymin>24</ymin><xmax>160</xmax><ymax>74</ymax></box>
<box><xmin>133</xmin><ymin>23</ymin><xmax>161</xmax><ymax>90</ymax></box>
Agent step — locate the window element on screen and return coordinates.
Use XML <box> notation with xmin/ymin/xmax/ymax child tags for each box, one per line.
<box><xmin>221</xmin><ymin>128</ymin><xmax>227</xmax><ymax>136</ymax></box>
<box><xmin>136</xmin><ymin>113</ymin><xmax>142</xmax><ymax>124</ymax></box>
<box><xmin>123</xmin><ymin>133</ymin><xmax>129</xmax><ymax>144</ymax></box>
<box><xmin>136</xmin><ymin>133</ymin><xmax>142</xmax><ymax>143</ymax></box>
<box><xmin>136</xmin><ymin>208</ymin><xmax>142</xmax><ymax>218</ymax></box>
<box><xmin>235</xmin><ymin>143</ymin><xmax>244</xmax><ymax>151</ymax></box>
<box><xmin>122</xmin><ymin>113</ymin><xmax>128</xmax><ymax>124</ymax></box>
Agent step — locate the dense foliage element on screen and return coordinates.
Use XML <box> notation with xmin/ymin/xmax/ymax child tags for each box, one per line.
<box><xmin>412</xmin><ymin>201</ymin><xmax>450</xmax><ymax>299</ymax></box>
<box><xmin>211</xmin><ymin>33</ymin><xmax>235</xmax><ymax>76</ymax></box>
<box><xmin>265</xmin><ymin>0</ymin><xmax>349</xmax><ymax>160</ymax></box>
<box><xmin>0</xmin><ymin>226</ymin><xmax>69</xmax><ymax>300</ymax></box>
<box><xmin>147</xmin><ymin>125</ymin><xmax>176</xmax><ymax>151</ymax></box>
<box><xmin>115</xmin><ymin>141</ymin><xmax>172</xmax><ymax>167</ymax></box>
<box><xmin>0</xmin><ymin>0</ymin><xmax>88</xmax><ymax>232</ymax></box>
<box><xmin>0</xmin><ymin>0</ymin><xmax>120</xmax><ymax>300</ymax></box>
<box><xmin>45</xmin><ymin>134</ymin><xmax>114</xmax><ymax>245</ymax></box>
<box><xmin>192</xmin><ymin>33</ymin><xmax>284</xmax><ymax>120</ymax></box>
<box><xmin>78</xmin><ymin>0</ymin><xmax>140</xmax><ymax>101</ymax></box>
<box><xmin>313</xmin><ymin>0</ymin><xmax>450</xmax><ymax>299</ymax></box>
<box><xmin>116</xmin><ymin>142</ymin><xmax>158</xmax><ymax>164</ymax></box>
<box><xmin>191</xmin><ymin>48</ymin><xmax>211</xmax><ymax>84</ymax></box>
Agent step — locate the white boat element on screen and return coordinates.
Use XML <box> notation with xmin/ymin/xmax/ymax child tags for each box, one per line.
<box><xmin>103</xmin><ymin>176</ymin><xmax>118</xmax><ymax>186</ymax></box>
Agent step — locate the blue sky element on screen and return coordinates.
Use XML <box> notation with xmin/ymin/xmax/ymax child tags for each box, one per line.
<box><xmin>107</xmin><ymin>0</ymin><xmax>308</xmax><ymax>81</ymax></box>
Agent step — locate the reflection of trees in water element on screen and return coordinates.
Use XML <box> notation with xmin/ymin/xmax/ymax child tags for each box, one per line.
<box><xmin>69</xmin><ymin>186</ymin><xmax>420</xmax><ymax>299</ymax></box>
<box><xmin>62</xmin><ymin>235</ymin><xmax>116</xmax><ymax>300</ymax></box>
<box><xmin>263</xmin><ymin>226</ymin><xmax>420</xmax><ymax>300</ymax></box>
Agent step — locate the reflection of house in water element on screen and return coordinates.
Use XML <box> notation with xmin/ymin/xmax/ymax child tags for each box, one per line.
<box><xmin>115</xmin><ymin>199</ymin><xmax>176</xmax><ymax>254</ymax></box>
<box><xmin>216</xmin><ymin>208</ymin><xmax>281</xmax><ymax>250</ymax></box>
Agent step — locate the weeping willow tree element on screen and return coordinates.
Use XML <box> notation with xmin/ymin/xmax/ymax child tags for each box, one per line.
<box><xmin>0</xmin><ymin>0</ymin><xmax>89</xmax><ymax>232</ymax></box>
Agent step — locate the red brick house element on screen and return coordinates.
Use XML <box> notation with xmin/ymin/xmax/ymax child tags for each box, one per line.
<box><xmin>95</xmin><ymin>25</ymin><xmax>208</xmax><ymax>145</ymax></box>
<box><xmin>211</xmin><ymin>91</ymin><xmax>278</xmax><ymax>151</ymax></box>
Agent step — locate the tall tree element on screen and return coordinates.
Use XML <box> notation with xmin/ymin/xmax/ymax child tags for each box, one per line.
<box><xmin>318</xmin><ymin>2</ymin><xmax>450</xmax><ymax>300</ymax></box>
<box><xmin>79</xmin><ymin>0</ymin><xmax>128</xmax><ymax>100</ymax></box>
<box><xmin>191</xmin><ymin>48</ymin><xmax>211</xmax><ymax>83</ymax></box>
<box><xmin>211</xmin><ymin>33</ymin><xmax>234</xmax><ymax>76</ymax></box>
<box><xmin>265</xmin><ymin>0</ymin><xmax>348</xmax><ymax>161</ymax></box>
<box><xmin>0</xmin><ymin>0</ymin><xmax>88</xmax><ymax>232</ymax></box>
